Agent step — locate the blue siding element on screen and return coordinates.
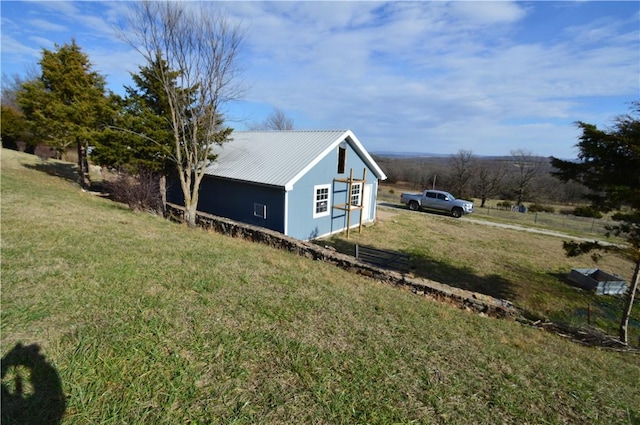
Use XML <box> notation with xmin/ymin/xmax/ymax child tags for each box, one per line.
<box><xmin>167</xmin><ymin>176</ymin><xmax>286</xmax><ymax>233</ymax></box>
<box><xmin>286</xmin><ymin>142</ymin><xmax>379</xmax><ymax>240</ymax></box>
<box><xmin>166</xmin><ymin>139</ymin><xmax>380</xmax><ymax>241</ymax></box>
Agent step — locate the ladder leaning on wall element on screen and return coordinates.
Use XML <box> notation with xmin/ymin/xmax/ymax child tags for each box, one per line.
<box><xmin>332</xmin><ymin>168</ymin><xmax>367</xmax><ymax>238</ymax></box>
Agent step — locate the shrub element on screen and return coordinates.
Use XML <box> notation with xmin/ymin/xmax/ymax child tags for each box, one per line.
<box><xmin>105</xmin><ymin>168</ymin><xmax>162</xmax><ymax>213</ymax></box>
<box><xmin>528</xmin><ymin>204</ymin><xmax>555</xmax><ymax>213</ymax></box>
<box><xmin>573</xmin><ymin>206</ymin><xmax>603</xmax><ymax>218</ymax></box>
<box><xmin>496</xmin><ymin>201</ymin><xmax>512</xmax><ymax>210</ymax></box>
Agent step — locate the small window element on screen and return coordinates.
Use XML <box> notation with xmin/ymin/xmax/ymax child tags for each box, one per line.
<box><xmin>337</xmin><ymin>146</ymin><xmax>346</xmax><ymax>174</ymax></box>
<box><xmin>254</xmin><ymin>203</ymin><xmax>267</xmax><ymax>219</ymax></box>
<box><xmin>426</xmin><ymin>192</ymin><xmax>437</xmax><ymax>199</ymax></box>
<box><xmin>437</xmin><ymin>194</ymin><xmax>447</xmax><ymax>201</ymax></box>
<box><xmin>350</xmin><ymin>183</ymin><xmax>362</xmax><ymax>206</ymax></box>
<box><xmin>313</xmin><ymin>184</ymin><xmax>331</xmax><ymax>218</ymax></box>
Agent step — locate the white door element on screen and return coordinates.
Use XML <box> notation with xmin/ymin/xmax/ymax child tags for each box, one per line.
<box><xmin>362</xmin><ymin>184</ymin><xmax>372</xmax><ymax>221</ymax></box>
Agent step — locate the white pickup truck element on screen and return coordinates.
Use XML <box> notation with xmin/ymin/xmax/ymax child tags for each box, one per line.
<box><xmin>400</xmin><ymin>189</ymin><xmax>474</xmax><ymax>218</ymax></box>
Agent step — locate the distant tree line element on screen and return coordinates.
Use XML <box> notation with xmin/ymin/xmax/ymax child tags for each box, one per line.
<box><xmin>376</xmin><ymin>105</ymin><xmax>639</xmax><ymax>347</ymax></box>
<box><xmin>373</xmin><ymin>149</ymin><xmax>590</xmax><ymax>207</ymax></box>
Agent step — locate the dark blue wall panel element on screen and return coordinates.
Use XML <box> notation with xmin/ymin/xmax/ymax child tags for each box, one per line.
<box><xmin>167</xmin><ymin>176</ymin><xmax>286</xmax><ymax>234</ymax></box>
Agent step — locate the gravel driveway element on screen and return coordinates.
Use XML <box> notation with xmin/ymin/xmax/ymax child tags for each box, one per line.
<box><xmin>378</xmin><ymin>202</ymin><xmax>616</xmax><ymax>245</ymax></box>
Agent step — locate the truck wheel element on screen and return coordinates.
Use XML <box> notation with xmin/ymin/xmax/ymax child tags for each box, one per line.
<box><xmin>408</xmin><ymin>201</ymin><xmax>419</xmax><ymax>211</ymax></box>
<box><xmin>451</xmin><ymin>207</ymin><xmax>463</xmax><ymax>218</ymax></box>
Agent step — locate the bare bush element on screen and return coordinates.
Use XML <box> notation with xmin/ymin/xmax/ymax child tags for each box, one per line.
<box><xmin>106</xmin><ymin>168</ymin><xmax>162</xmax><ymax>213</ymax></box>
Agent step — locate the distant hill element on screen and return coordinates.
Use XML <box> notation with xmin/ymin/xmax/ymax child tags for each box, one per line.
<box><xmin>371</xmin><ymin>151</ymin><xmax>450</xmax><ymax>158</ymax></box>
<box><xmin>371</xmin><ymin>151</ymin><xmax>513</xmax><ymax>161</ymax></box>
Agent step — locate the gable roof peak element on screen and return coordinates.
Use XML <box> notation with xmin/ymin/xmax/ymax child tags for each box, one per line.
<box><xmin>207</xmin><ymin>129</ymin><xmax>386</xmax><ymax>189</ymax></box>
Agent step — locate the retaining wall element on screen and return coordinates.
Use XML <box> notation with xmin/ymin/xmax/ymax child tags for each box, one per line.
<box><xmin>166</xmin><ymin>203</ymin><xmax>519</xmax><ymax>319</ymax></box>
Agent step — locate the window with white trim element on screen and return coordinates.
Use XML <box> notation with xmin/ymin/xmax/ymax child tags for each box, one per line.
<box><xmin>350</xmin><ymin>183</ymin><xmax>362</xmax><ymax>206</ymax></box>
<box><xmin>254</xmin><ymin>203</ymin><xmax>267</xmax><ymax>219</ymax></box>
<box><xmin>313</xmin><ymin>184</ymin><xmax>331</xmax><ymax>218</ymax></box>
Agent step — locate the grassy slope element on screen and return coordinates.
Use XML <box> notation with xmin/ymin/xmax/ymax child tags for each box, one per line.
<box><xmin>364</xmin><ymin>186</ymin><xmax>639</xmax><ymax>338</ymax></box>
<box><xmin>2</xmin><ymin>149</ymin><xmax>639</xmax><ymax>424</ymax></box>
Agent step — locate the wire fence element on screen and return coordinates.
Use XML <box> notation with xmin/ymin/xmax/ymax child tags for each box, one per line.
<box><xmin>474</xmin><ymin>207</ymin><xmax>614</xmax><ymax>237</ymax></box>
<box><xmin>377</xmin><ymin>190</ymin><xmax>617</xmax><ymax>238</ymax></box>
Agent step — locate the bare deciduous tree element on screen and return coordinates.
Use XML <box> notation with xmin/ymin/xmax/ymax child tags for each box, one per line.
<box><xmin>123</xmin><ymin>1</ymin><xmax>245</xmax><ymax>227</ymax></box>
<box><xmin>449</xmin><ymin>149</ymin><xmax>474</xmax><ymax>199</ymax></box>
<box><xmin>2</xmin><ymin>66</ymin><xmax>39</xmax><ymax>108</ymax></box>
<box><xmin>248</xmin><ymin>107</ymin><xmax>294</xmax><ymax>130</ymax></box>
<box><xmin>510</xmin><ymin>149</ymin><xmax>546</xmax><ymax>206</ymax></box>
<box><xmin>472</xmin><ymin>159</ymin><xmax>509</xmax><ymax>208</ymax></box>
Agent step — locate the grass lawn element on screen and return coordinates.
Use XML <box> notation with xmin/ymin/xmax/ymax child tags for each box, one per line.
<box><xmin>363</xmin><ymin>185</ymin><xmax>640</xmax><ymax>340</ymax></box>
<box><xmin>377</xmin><ymin>183</ymin><xmax>621</xmax><ymax>239</ymax></box>
<box><xmin>2</xmin><ymin>149</ymin><xmax>640</xmax><ymax>424</ymax></box>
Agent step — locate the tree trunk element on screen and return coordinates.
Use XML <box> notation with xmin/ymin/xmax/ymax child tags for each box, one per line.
<box><xmin>76</xmin><ymin>140</ymin><xmax>91</xmax><ymax>190</ymax></box>
<box><xmin>159</xmin><ymin>174</ymin><xmax>167</xmax><ymax>216</ymax></box>
<box><xmin>619</xmin><ymin>260</ymin><xmax>640</xmax><ymax>344</ymax></box>
<box><xmin>516</xmin><ymin>188</ymin><xmax>524</xmax><ymax>206</ymax></box>
<box><xmin>184</xmin><ymin>201</ymin><xmax>198</xmax><ymax>228</ymax></box>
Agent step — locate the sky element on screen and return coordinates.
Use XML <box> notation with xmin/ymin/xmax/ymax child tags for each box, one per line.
<box><xmin>1</xmin><ymin>1</ymin><xmax>638</xmax><ymax>158</ymax></box>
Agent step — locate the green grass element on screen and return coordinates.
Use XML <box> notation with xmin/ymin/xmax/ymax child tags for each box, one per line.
<box><xmin>333</xmin><ymin>191</ymin><xmax>639</xmax><ymax>340</ymax></box>
<box><xmin>2</xmin><ymin>149</ymin><xmax>640</xmax><ymax>424</ymax></box>
<box><xmin>378</xmin><ymin>183</ymin><xmax>619</xmax><ymax>239</ymax></box>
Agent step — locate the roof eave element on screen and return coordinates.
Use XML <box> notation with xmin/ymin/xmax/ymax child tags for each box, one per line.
<box><xmin>283</xmin><ymin>130</ymin><xmax>387</xmax><ymax>190</ymax></box>
<box><xmin>210</xmin><ymin>174</ymin><xmax>287</xmax><ymax>191</ymax></box>
<box><xmin>343</xmin><ymin>130</ymin><xmax>388</xmax><ymax>181</ymax></box>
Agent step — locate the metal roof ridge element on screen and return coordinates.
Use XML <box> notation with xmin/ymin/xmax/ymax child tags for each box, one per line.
<box><xmin>235</xmin><ymin>129</ymin><xmax>349</xmax><ymax>133</ymax></box>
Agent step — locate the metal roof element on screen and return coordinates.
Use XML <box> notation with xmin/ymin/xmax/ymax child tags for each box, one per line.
<box><xmin>205</xmin><ymin>130</ymin><xmax>387</xmax><ymax>190</ymax></box>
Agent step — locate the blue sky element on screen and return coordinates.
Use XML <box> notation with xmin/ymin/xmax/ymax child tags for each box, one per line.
<box><xmin>1</xmin><ymin>1</ymin><xmax>638</xmax><ymax>158</ymax></box>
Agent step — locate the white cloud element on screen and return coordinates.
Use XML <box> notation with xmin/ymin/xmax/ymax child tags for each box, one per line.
<box><xmin>238</xmin><ymin>2</ymin><xmax>633</xmax><ymax>156</ymax></box>
<box><xmin>28</xmin><ymin>18</ymin><xmax>68</xmax><ymax>33</ymax></box>
<box><xmin>447</xmin><ymin>1</ymin><xmax>528</xmax><ymax>25</ymax></box>
<box><xmin>1</xmin><ymin>1</ymin><xmax>636</xmax><ymax>158</ymax></box>
<box><xmin>30</xmin><ymin>0</ymin><xmax>80</xmax><ymax>16</ymax></box>
<box><xmin>86</xmin><ymin>47</ymin><xmax>141</xmax><ymax>91</ymax></box>
<box><xmin>1</xmin><ymin>35</ymin><xmax>41</xmax><ymax>57</ymax></box>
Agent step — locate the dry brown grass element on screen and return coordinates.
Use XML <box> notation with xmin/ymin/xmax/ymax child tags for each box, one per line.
<box><xmin>3</xmin><ymin>149</ymin><xmax>639</xmax><ymax>424</ymax></box>
<box><xmin>325</xmin><ymin>202</ymin><xmax>637</xmax><ymax>336</ymax></box>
